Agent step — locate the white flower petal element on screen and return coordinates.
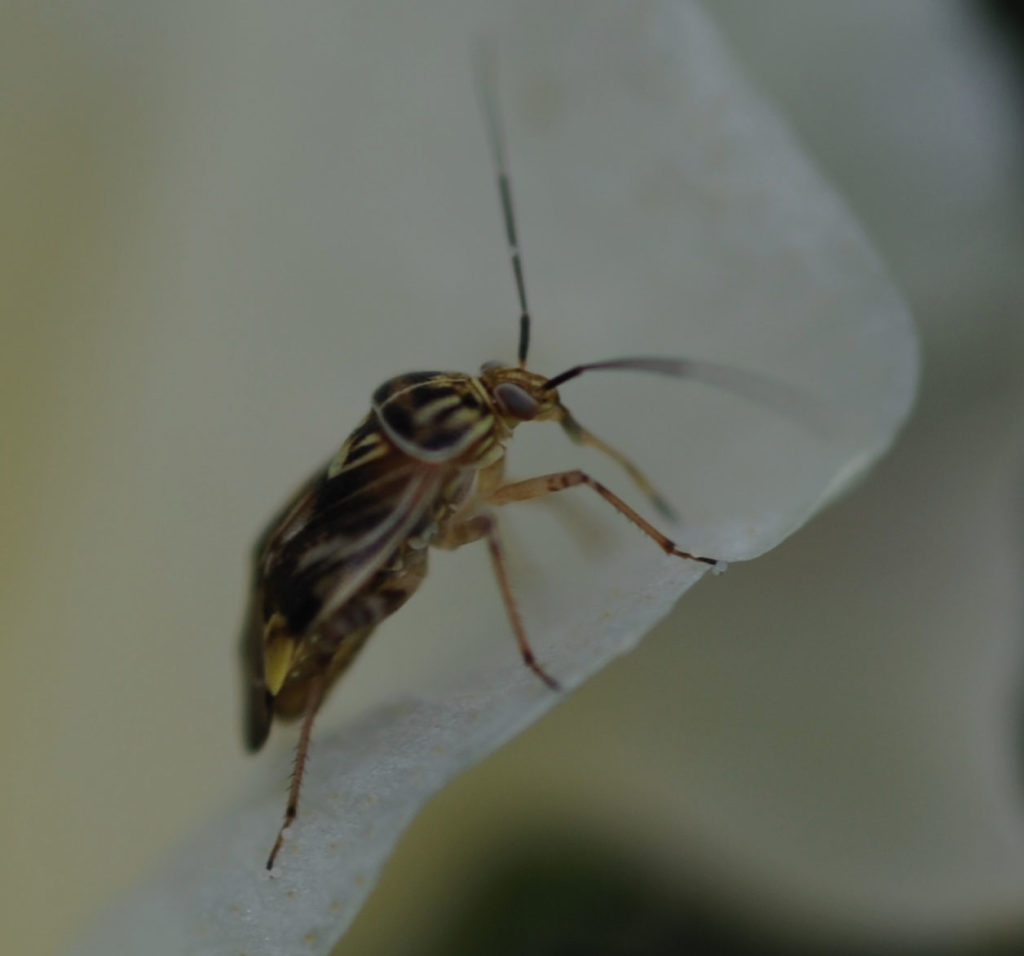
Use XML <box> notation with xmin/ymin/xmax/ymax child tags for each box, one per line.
<box><xmin>64</xmin><ymin>2</ymin><xmax>915</xmax><ymax>954</ymax></box>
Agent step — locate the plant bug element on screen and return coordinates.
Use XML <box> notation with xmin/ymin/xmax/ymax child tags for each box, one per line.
<box><xmin>241</xmin><ymin>63</ymin><xmax>811</xmax><ymax>871</ymax></box>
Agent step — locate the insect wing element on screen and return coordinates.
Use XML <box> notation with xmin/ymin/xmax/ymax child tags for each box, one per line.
<box><xmin>308</xmin><ymin>461</ymin><xmax>443</xmax><ymax>628</ymax></box>
<box><xmin>241</xmin><ymin>595</ymin><xmax>274</xmax><ymax>750</ymax></box>
<box><xmin>241</xmin><ymin>424</ymin><xmax>444</xmax><ymax>751</ymax></box>
<box><xmin>240</xmin><ymin>465</ymin><xmax>324</xmax><ymax>750</ymax></box>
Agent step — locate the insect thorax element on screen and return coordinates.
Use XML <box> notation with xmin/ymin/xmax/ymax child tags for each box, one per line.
<box><xmin>371</xmin><ymin>371</ymin><xmax>504</xmax><ymax>464</ymax></box>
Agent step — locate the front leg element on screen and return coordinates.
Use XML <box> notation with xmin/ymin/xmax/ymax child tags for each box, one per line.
<box><xmin>487</xmin><ymin>470</ymin><xmax>722</xmax><ymax>569</ymax></box>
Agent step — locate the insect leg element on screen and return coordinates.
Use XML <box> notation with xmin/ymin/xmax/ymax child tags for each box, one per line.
<box><xmin>484</xmin><ymin>515</ymin><xmax>562</xmax><ymax>691</ymax></box>
<box><xmin>266</xmin><ymin>671</ymin><xmax>327</xmax><ymax>871</ymax></box>
<box><xmin>488</xmin><ymin>471</ymin><xmax>722</xmax><ymax>569</ymax></box>
<box><xmin>557</xmin><ymin>408</ymin><xmax>678</xmax><ymax>521</ymax></box>
<box><xmin>435</xmin><ymin>512</ymin><xmax>560</xmax><ymax>690</ymax></box>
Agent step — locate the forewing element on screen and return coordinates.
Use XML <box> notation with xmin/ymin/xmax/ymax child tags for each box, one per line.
<box><xmin>306</xmin><ymin>466</ymin><xmax>442</xmax><ymax>629</ymax></box>
<box><xmin>240</xmin><ymin>589</ymin><xmax>273</xmax><ymax>751</ymax></box>
<box><xmin>240</xmin><ymin>465</ymin><xmax>323</xmax><ymax>751</ymax></box>
<box><xmin>240</xmin><ymin>417</ymin><xmax>444</xmax><ymax>749</ymax></box>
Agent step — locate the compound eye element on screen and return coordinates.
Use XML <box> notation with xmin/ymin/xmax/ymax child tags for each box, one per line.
<box><xmin>493</xmin><ymin>382</ymin><xmax>540</xmax><ymax>420</ymax></box>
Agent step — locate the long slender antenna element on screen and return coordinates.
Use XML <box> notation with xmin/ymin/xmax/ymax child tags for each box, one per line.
<box><xmin>474</xmin><ymin>44</ymin><xmax>532</xmax><ymax>366</ymax></box>
<box><xmin>544</xmin><ymin>356</ymin><xmax>829</xmax><ymax>434</ymax></box>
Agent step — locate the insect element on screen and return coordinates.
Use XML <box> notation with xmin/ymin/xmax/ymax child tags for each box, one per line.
<box><xmin>241</xmin><ymin>66</ymin><xmax>805</xmax><ymax>870</ymax></box>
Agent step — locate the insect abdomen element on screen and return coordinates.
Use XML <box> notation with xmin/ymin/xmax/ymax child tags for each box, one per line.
<box><xmin>271</xmin><ymin>541</ymin><xmax>429</xmax><ymax>721</ymax></box>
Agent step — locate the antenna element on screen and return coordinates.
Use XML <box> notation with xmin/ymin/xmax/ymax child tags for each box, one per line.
<box><xmin>544</xmin><ymin>357</ymin><xmax>829</xmax><ymax>435</ymax></box>
<box><xmin>474</xmin><ymin>46</ymin><xmax>532</xmax><ymax>366</ymax></box>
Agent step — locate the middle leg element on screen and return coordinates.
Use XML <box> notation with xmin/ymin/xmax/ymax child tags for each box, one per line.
<box><xmin>434</xmin><ymin>511</ymin><xmax>560</xmax><ymax>690</ymax></box>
